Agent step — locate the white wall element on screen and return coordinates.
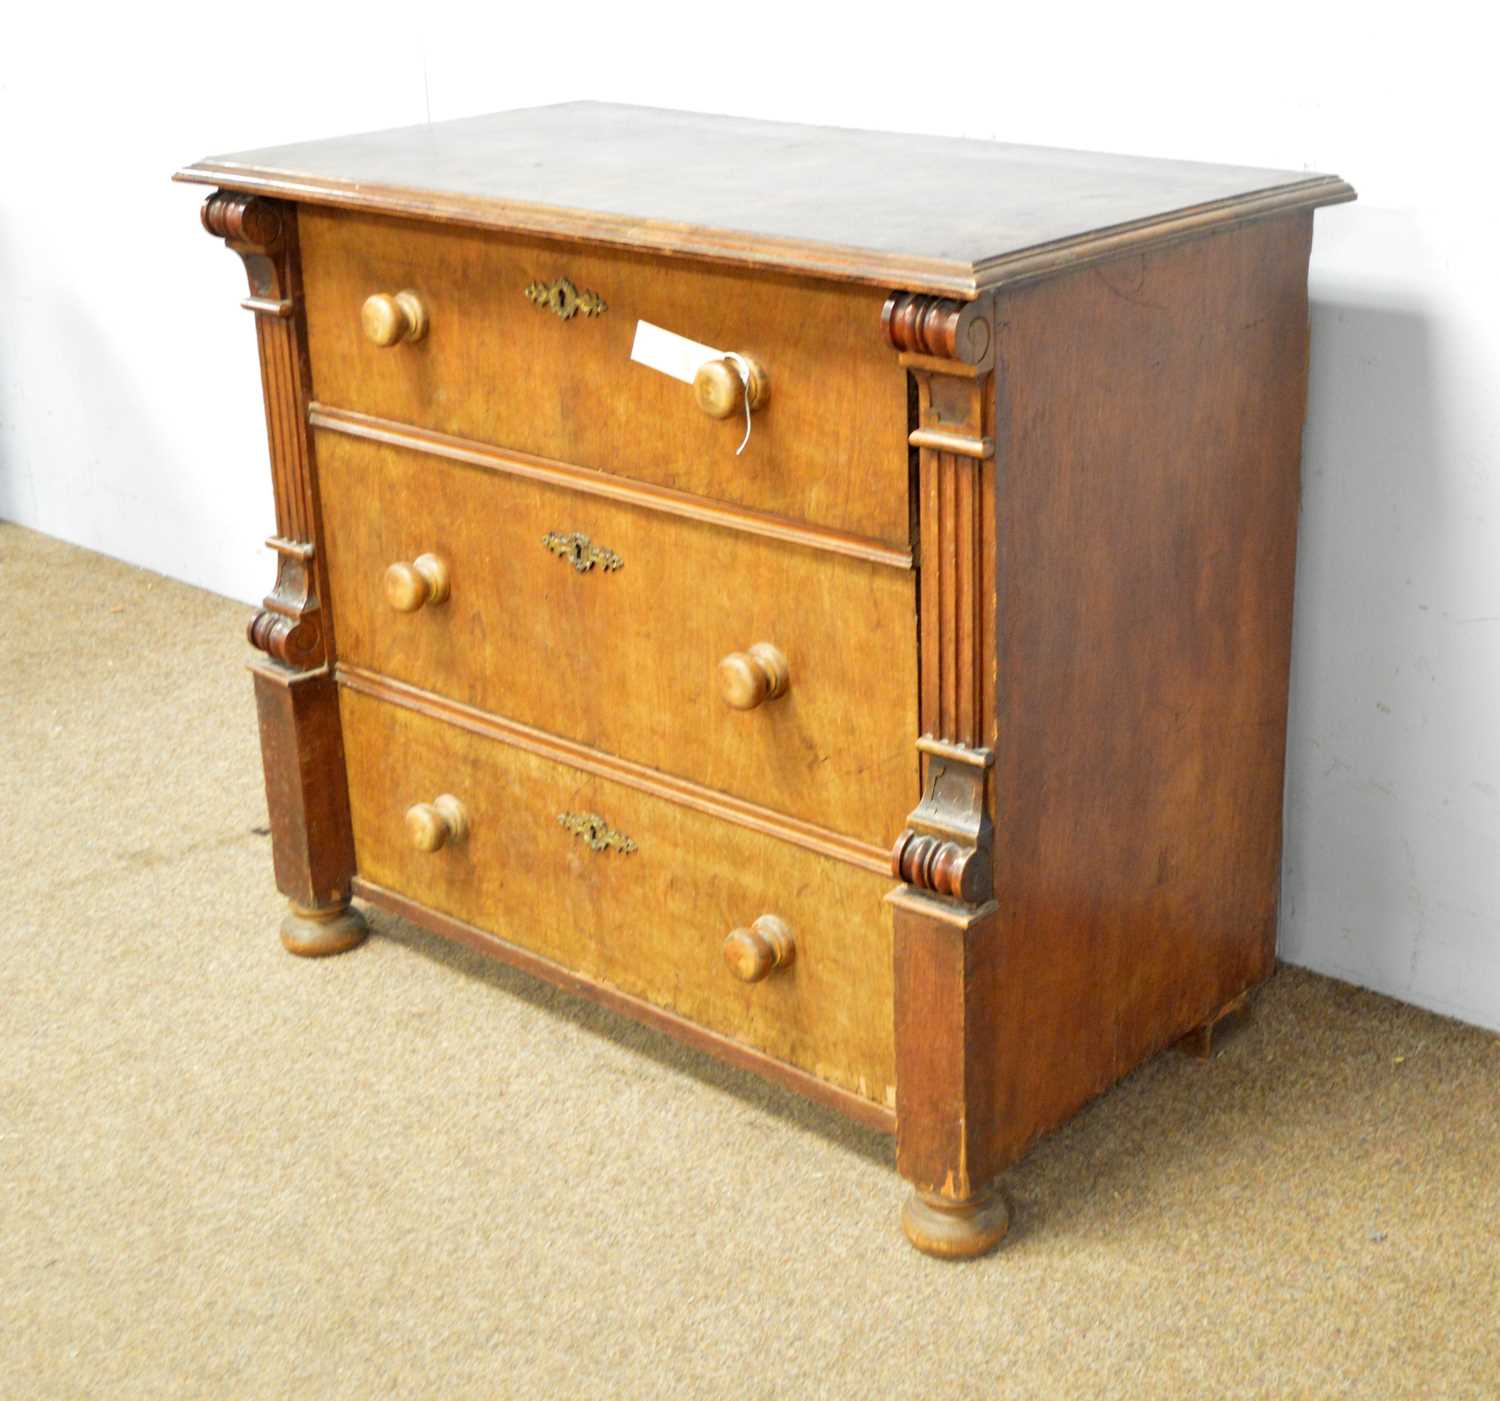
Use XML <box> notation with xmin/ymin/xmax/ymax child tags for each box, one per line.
<box><xmin>3</xmin><ymin>2</ymin><xmax>1497</xmax><ymax>1030</ymax></box>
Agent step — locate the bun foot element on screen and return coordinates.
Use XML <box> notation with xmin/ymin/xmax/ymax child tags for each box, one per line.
<box><xmin>280</xmin><ymin>900</ymin><xmax>368</xmax><ymax>958</ymax></box>
<box><xmin>901</xmin><ymin>1186</ymin><xmax>1009</xmax><ymax>1260</ymax></box>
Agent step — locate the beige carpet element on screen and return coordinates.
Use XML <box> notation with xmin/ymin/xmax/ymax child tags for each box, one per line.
<box><xmin>3</xmin><ymin>519</ymin><xmax>1498</xmax><ymax>1399</ymax></box>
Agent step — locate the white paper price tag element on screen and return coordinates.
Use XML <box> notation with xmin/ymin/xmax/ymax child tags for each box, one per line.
<box><xmin>630</xmin><ymin>320</ymin><xmax>724</xmax><ymax>384</ymax></box>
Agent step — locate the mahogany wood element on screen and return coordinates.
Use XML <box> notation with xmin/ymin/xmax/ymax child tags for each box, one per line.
<box><xmin>890</xmin><ymin>890</ymin><xmax>1002</xmax><ymax>1195</ymax></box>
<box><xmin>200</xmin><ymin>193</ymin><xmax>329</xmax><ymax>670</ymax></box>
<box><xmin>351</xmin><ymin>877</ymin><xmax>897</xmax><ymax>1135</ymax></box>
<box><xmin>914</xmin><ymin>355</ymin><xmax>995</xmax><ymax>751</ymax></box>
<box><xmin>251</xmin><ymin>661</ymin><xmax>361</xmax><ymax>949</ymax></box>
<box><xmin>315</xmin><ymin>431</ymin><xmax>918</xmax><ymax>844</ymax></box>
<box><xmin>883</xmin><ymin>288</ymin><xmax>1001</xmax><ymax>1253</ymax></box>
<box><xmin>980</xmin><ymin>214</ymin><xmax>1318</xmax><ymax>1171</ymax></box>
<box><xmin>184</xmin><ymin>105</ymin><xmax>1352</xmax><ymax>1259</ymax></box>
<box><xmin>339</xmin><ymin>686</ymin><xmax>898</xmax><ymax>1110</ymax></box>
<box><xmin>176</xmin><ymin>103</ymin><xmax>1354</xmax><ymax>298</ymax></box>
<box><xmin>335</xmin><ymin>665</ymin><xmax>892</xmax><ymax>875</ymax></box>
<box><xmin>309</xmin><ymin>405</ymin><xmax>913</xmax><ymax>570</ymax></box>
<box><xmin>297</xmin><ymin>207</ymin><xmax>911</xmax><ymax>548</ymax></box>
<box><xmin>202</xmin><ymin>190</ymin><xmax>366</xmax><ymax>954</ymax></box>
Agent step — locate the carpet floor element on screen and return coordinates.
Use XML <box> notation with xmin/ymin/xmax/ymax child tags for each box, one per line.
<box><xmin>2</xmin><ymin>520</ymin><xmax>1497</xmax><ymax>1399</ymax></box>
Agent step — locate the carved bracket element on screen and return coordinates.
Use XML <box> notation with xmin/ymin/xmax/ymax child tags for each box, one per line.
<box><xmin>246</xmin><ymin>537</ymin><xmax>322</xmax><ymax>667</ymax></box>
<box><xmin>882</xmin><ymin>292</ymin><xmax>994</xmax><ymax>371</ymax></box>
<box><xmin>201</xmin><ymin>190</ymin><xmax>325</xmax><ymax>670</ymax></box>
<box><xmin>202</xmin><ymin>191</ymin><xmax>290</xmax><ymax>314</ymax></box>
<box><xmin>890</xmin><ymin>737</ymin><xmax>994</xmax><ymax>905</ymax></box>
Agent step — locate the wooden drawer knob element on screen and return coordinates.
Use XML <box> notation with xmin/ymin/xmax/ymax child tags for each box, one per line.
<box><xmin>406</xmin><ymin>794</ymin><xmax>469</xmax><ymax>852</ymax></box>
<box><xmin>723</xmin><ymin>915</ymin><xmax>795</xmax><ymax>983</ymax></box>
<box><xmin>718</xmin><ymin>642</ymin><xmax>789</xmax><ymax>710</ymax></box>
<box><xmin>693</xmin><ymin>354</ymin><xmax>770</xmax><ymax>420</ymax></box>
<box><xmin>384</xmin><ymin>553</ymin><xmax>450</xmax><ymax>612</ymax></box>
<box><xmin>361</xmin><ymin>290</ymin><xmax>428</xmax><ymax>347</ymax></box>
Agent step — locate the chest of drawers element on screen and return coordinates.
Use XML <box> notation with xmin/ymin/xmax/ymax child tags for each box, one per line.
<box><xmin>177</xmin><ymin>104</ymin><xmax>1353</xmax><ymax>1257</ymax></box>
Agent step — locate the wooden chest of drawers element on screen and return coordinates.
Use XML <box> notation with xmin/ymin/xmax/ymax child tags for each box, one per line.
<box><xmin>177</xmin><ymin>103</ymin><xmax>1353</xmax><ymax>1257</ymax></box>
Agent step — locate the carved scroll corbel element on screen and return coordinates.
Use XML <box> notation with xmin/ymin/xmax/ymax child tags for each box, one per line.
<box><xmin>200</xmin><ymin>190</ymin><xmax>325</xmax><ymax>670</ymax></box>
<box><xmin>882</xmin><ymin>291</ymin><xmax>994</xmax><ymax>368</ymax></box>
<box><xmin>890</xmin><ymin>737</ymin><xmax>993</xmax><ymax>905</ymax></box>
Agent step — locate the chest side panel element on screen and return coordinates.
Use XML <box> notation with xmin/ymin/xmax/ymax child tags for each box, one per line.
<box><xmin>987</xmin><ymin>213</ymin><xmax>1316</xmax><ymax>1165</ymax></box>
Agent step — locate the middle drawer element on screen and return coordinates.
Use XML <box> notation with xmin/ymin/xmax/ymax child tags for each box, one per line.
<box><xmin>316</xmin><ymin>430</ymin><xmax>920</xmax><ymax>845</ymax></box>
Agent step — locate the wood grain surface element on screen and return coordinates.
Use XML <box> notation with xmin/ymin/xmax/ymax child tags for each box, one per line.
<box><xmin>180</xmin><ymin>100</ymin><xmax>1351</xmax><ymax>1250</ymax></box>
<box><xmin>912</xmin><ymin>357</ymin><xmax>997</xmax><ymax>754</ymax></box>
<box><xmin>308</xmin><ymin>406</ymin><xmax>912</xmax><ymax>569</ymax></box>
<box><xmin>199</xmin><ymin>193</ymin><xmax>332</xmax><ymax>671</ymax></box>
<box><xmin>339</xmin><ymin>686</ymin><xmax>898</xmax><ymax>1109</ymax></box>
<box><xmin>251</xmin><ymin>662</ymin><xmax>356</xmax><ymax>912</ymax></box>
<box><xmin>351</xmin><ymin>879</ymin><xmax>896</xmax><ymax>1134</ymax></box>
<box><xmin>890</xmin><ymin>890</ymin><xmax>1002</xmax><ymax>1201</ymax></box>
<box><xmin>335</xmin><ymin>665</ymin><xmax>893</xmax><ymax>876</ymax></box>
<box><xmin>176</xmin><ymin>103</ymin><xmax>1355</xmax><ymax>297</ymax></box>
<box><xmin>315</xmin><ymin>431</ymin><xmax>919</xmax><ymax>846</ymax></box>
<box><xmin>984</xmin><ymin>214</ymin><xmax>1317</xmax><ymax>1169</ymax></box>
<box><xmin>298</xmin><ymin>207</ymin><xmax>911</xmax><ymax>547</ymax></box>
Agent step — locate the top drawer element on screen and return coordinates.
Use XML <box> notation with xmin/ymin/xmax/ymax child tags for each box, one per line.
<box><xmin>298</xmin><ymin>208</ymin><xmax>910</xmax><ymax>549</ymax></box>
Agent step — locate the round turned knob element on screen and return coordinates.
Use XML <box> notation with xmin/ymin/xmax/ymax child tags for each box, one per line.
<box><xmin>718</xmin><ymin>642</ymin><xmax>789</xmax><ymax>711</ymax></box>
<box><xmin>405</xmin><ymin>794</ymin><xmax>469</xmax><ymax>852</ymax></box>
<box><xmin>383</xmin><ymin>553</ymin><xmax>450</xmax><ymax>612</ymax></box>
<box><xmin>723</xmin><ymin>915</ymin><xmax>795</xmax><ymax>983</ymax></box>
<box><xmin>361</xmin><ymin>290</ymin><xmax>428</xmax><ymax>347</ymax></box>
<box><xmin>693</xmin><ymin>354</ymin><xmax>770</xmax><ymax>420</ymax></box>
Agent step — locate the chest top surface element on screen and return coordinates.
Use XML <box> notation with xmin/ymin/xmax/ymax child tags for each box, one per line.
<box><xmin>177</xmin><ymin>102</ymin><xmax>1353</xmax><ymax>297</ymax></box>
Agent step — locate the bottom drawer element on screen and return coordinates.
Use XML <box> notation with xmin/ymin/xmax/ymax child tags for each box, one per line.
<box><xmin>339</xmin><ymin>685</ymin><xmax>897</xmax><ymax>1110</ymax></box>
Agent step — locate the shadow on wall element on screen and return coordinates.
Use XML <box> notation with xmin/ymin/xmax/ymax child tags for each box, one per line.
<box><xmin>1282</xmin><ymin>293</ymin><xmax>1500</xmax><ymax>1030</ymax></box>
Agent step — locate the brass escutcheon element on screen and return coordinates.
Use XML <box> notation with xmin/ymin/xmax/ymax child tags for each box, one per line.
<box><xmin>542</xmin><ymin>531</ymin><xmax>623</xmax><ymax>574</ymax></box>
<box><xmin>524</xmin><ymin>276</ymin><xmax>607</xmax><ymax>321</ymax></box>
<box><xmin>558</xmin><ymin>812</ymin><xmax>637</xmax><ymax>854</ymax></box>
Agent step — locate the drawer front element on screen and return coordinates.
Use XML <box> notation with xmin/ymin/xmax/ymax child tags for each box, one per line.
<box><xmin>341</xmin><ymin>687</ymin><xmax>897</xmax><ymax>1108</ymax></box>
<box><xmin>317</xmin><ymin>431</ymin><xmax>919</xmax><ymax>847</ymax></box>
<box><xmin>299</xmin><ymin>207</ymin><xmax>910</xmax><ymax>548</ymax></box>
